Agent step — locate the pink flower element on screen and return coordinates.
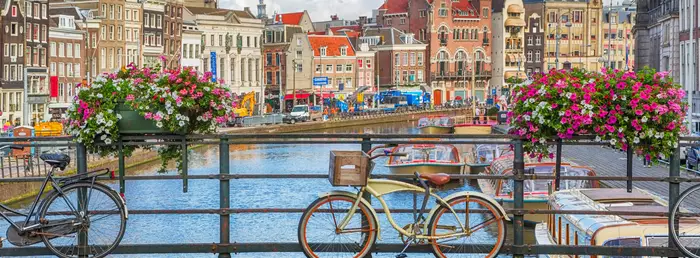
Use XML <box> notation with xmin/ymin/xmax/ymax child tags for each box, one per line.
<box><xmin>667</xmin><ymin>122</ymin><xmax>676</xmax><ymax>130</ymax></box>
<box><xmin>632</xmin><ymin>82</ymin><xmax>642</xmax><ymax>92</ymax></box>
<box><xmin>607</xmin><ymin>116</ymin><xmax>617</xmax><ymax>125</ymax></box>
<box><xmin>565</xmin><ymin>110</ymin><xmax>572</xmax><ymax>117</ymax></box>
<box><xmin>569</xmin><ymin>93</ymin><xmax>578</xmax><ymax>101</ymax></box>
<box><xmin>605</xmin><ymin>125</ymin><xmax>615</xmax><ymax>133</ymax></box>
<box><xmin>616</xmin><ymin>82</ymin><xmax>626</xmax><ymax>89</ymax></box>
<box><xmin>144</xmin><ymin>112</ymin><xmax>153</xmax><ymax>119</ymax></box>
<box><xmin>635</xmin><ymin>109</ymin><xmax>644</xmax><ymax>116</ymax></box>
<box><xmin>126</xmin><ymin>94</ymin><xmax>135</xmax><ymax>101</ymax></box>
<box><xmin>551</xmin><ymin>103</ymin><xmax>558</xmax><ymax>109</ymax></box>
<box><xmin>159</xmin><ymin>55</ymin><xmax>167</xmax><ymax>62</ymax></box>
<box><xmin>180</xmin><ymin>89</ymin><xmax>188</xmax><ymax>96</ymax></box>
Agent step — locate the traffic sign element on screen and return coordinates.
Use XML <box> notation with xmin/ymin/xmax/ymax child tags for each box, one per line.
<box><xmin>210</xmin><ymin>52</ymin><xmax>217</xmax><ymax>82</ymax></box>
<box><xmin>313</xmin><ymin>77</ymin><xmax>328</xmax><ymax>86</ymax></box>
<box><xmin>492</xmin><ymin>88</ymin><xmax>497</xmax><ymax>95</ymax></box>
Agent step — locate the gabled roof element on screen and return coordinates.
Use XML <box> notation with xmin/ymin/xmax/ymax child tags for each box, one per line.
<box><xmin>329</xmin><ymin>25</ymin><xmax>362</xmax><ymax>35</ymax></box>
<box><xmin>452</xmin><ymin>0</ymin><xmax>481</xmax><ymax>19</ymax></box>
<box><xmin>233</xmin><ymin>10</ymin><xmax>255</xmax><ymax>19</ymax></box>
<box><xmin>273</xmin><ymin>11</ymin><xmax>304</xmax><ymax>25</ymax></box>
<box><xmin>308</xmin><ymin>35</ymin><xmax>356</xmax><ymax>57</ymax></box>
<box><xmin>362</xmin><ymin>27</ymin><xmax>424</xmax><ymax>46</ymax></box>
<box><xmin>187</xmin><ymin>7</ymin><xmax>231</xmax><ymax>16</ymax></box>
<box><xmin>308</xmin><ymin>31</ymin><xmax>326</xmax><ymax>35</ymax></box>
<box><xmin>379</xmin><ymin>0</ymin><xmax>409</xmax><ymax>14</ymax></box>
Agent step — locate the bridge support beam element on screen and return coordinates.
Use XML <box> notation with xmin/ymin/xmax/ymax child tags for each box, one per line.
<box><xmin>219</xmin><ymin>138</ymin><xmax>231</xmax><ymax>258</ymax></box>
<box><xmin>513</xmin><ymin>140</ymin><xmax>525</xmax><ymax>258</ymax></box>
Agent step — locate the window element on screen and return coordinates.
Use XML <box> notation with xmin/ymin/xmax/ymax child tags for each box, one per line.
<box><xmin>210</xmin><ymin>35</ymin><xmax>214</xmax><ymax>46</ymax></box>
<box><xmin>320</xmin><ymin>47</ymin><xmax>327</xmax><ymax>57</ymax></box>
<box><xmin>247</xmin><ymin>36</ymin><xmax>250</xmax><ymax>47</ymax></box>
<box><xmin>58</xmin><ymin>43</ymin><xmax>65</xmax><ymax>57</ymax></box>
<box><xmin>9</xmin><ymin>44</ymin><xmax>15</xmax><ymax>57</ymax></box>
<box><xmin>219</xmin><ymin>35</ymin><xmax>223</xmax><ymax>46</ymax></box>
<box><xmin>101</xmin><ymin>4</ymin><xmax>106</xmax><ymax>17</ymax></box>
<box><xmin>410</xmin><ymin>53</ymin><xmax>416</xmax><ymax>65</ymax></box>
<box><xmin>266</xmin><ymin>53</ymin><xmax>272</xmax><ymax>65</ymax></box>
<box><xmin>66</xmin><ymin>43</ymin><xmax>73</xmax><ymax>57</ymax></box>
<box><xmin>3</xmin><ymin>44</ymin><xmax>7</xmax><ymax>57</ymax></box>
<box><xmin>417</xmin><ymin>70</ymin><xmax>423</xmax><ymax>82</ymax></box>
<box><xmin>296</xmin><ymin>63</ymin><xmax>303</xmax><ymax>72</ymax></box>
<box><xmin>25</xmin><ymin>2</ymin><xmax>31</xmax><ymax>17</ymax></box>
<box><xmin>67</xmin><ymin>63</ymin><xmax>73</xmax><ymax>77</ymax></box>
<box><xmin>366</xmin><ymin>59</ymin><xmax>372</xmax><ymax>69</ymax></box>
<box><xmin>358</xmin><ymin>59</ymin><xmax>363</xmax><ymax>68</ymax></box>
<box><xmin>17</xmin><ymin>44</ymin><xmax>21</xmax><ymax>57</ymax></box>
<box><xmin>126</xmin><ymin>10</ymin><xmax>131</xmax><ymax>20</ymax></box>
<box><xmin>527</xmin><ymin>51</ymin><xmax>533</xmax><ymax>62</ymax></box>
<box><xmin>528</xmin><ymin>36</ymin><xmax>533</xmax><ymax>45</ymax></box>
<box><xmin>402</xmin><ymin>70</ymin><xmax>408</xmax><ymax>82</ymax></box>
<box><xmin>100</xmin><ymin>48</ymin><xmax>105</xmax><ymax>69</ymax></box>
<box><xmin>145</xmin><ymin>13</ymin><xmax>150</xmax><ymax>27</ymax></box>
<box><xmin>395</xmin><ymin>53</ymin><xmax>400</xmax><ymax>66</ymax></box>
<box><xmin>133</xmin><ymin>10</ymin><xmax>139</xmax><ymax>22</ymax></box>
<box><xmin>109</xmin><ymin>25</ymin><xmax>114</xmax><ymax>40</ymax></box>
<box><xmin>58</xmin><ymin>62</ymin><xmax>64</xmax><ymax>76</ymax></box>
<box><xmin>536</xmin><ymin>36</ymin><xmax>542</xmax><ymax>45</ymax></box>
<box><xmin>33</xmin><ymin>3</ymin><xmax>39</xmax><ymax>18</ymax></box>
<box><xmin>117</xmin><ymin>26</ymin><xmax>122</xmax><ymax>40</ymax></box>
<box><xmin>275</xmin><ymin>54</ymin><xmax>280</xmax><ymax>66</ymax></box>
<box><xmin>345</xmin><ymin>64</ymin><xmax>352</xmax><ymax>72</ymax></box>
<box><xmin>417</xmin><ymin>53</ymin><xmax>424</xmax><ymax>66</ymax></box>
<box><xmin>573</xmin><ymin>10</ymin><xmax>582</xmax><ymax>23</ymax></box>
<box><xmin>316</xmin><ymin>64</ymin><xmax>321</xmax><ymax>73</ymax></box>
<box><xmin>296</xmin><ymin>50</ymin><xmax>302</xmax><ymax>59</ymax></box>
<box><xmin>326</xmin><ymin>64</ymin><xmax>332</xmax><ymax>72</ymax></box>
<box><xmin>535</xmin><ymin>51</ymin><xmax>541</xmax><ymax>62</ymax></box>
<box><xmin>402</xmin><ymin>53</ymin><xmax>408</xmax><ymax>66</ymax></box>
<box><xmin>50</xmin><ymin>42</ymin><xmax>56</xmax><ymax>57</ymax></box>
<box><xmin>117</xmin><ymin>5</ymin><xmax>122</xmax><ymax>20</ymax></box>
<box><xmin>336</xmin><ymin>64</ymin><xmax>343</xmax><ymax>72</ymax></box>
<box><xmin>400</xmin><ymin>18</ymin><xmax>406</xmax><ymax>24</ymax></box>
<box><xmin>42</xmin><ymin>4</ymin><xmax>47</xmax><ymax>18</ymax></box>
<box><xmin>346</xmin><ymin>78</ymin><xmax>351</xmax><ymax>88</ymax></box>
<box><xmin>50</xmin><ymin>62</ymin><xmax>55</xmax><ymax>75</ymax></box>
<box><xmin>11</xmin><ymin>22</ymin><xmax>17</xmax><ymax>36</ymax></box>
<box><xmin>156</xmin><ymin>15</ymin><xmax>162</xmax><ymax>28</ymax></box>
<box><xmin>109</xmin><ymin>4</ymin><xmax>114</xmax><ymax>19</ymax></box>
<box><xmin>483</xmin><ymin>8</ymin><xmax>489</xmax><ymax>18</ymax></box>
<box><xmin>340</xmin><ymin>46</ymin><xmax>347</xmax><ymax>56</ymax></box>
<box><xmin>420</xmin><ymin>10</ymin><xmax>426</xmax><ymax>17</ymax></box>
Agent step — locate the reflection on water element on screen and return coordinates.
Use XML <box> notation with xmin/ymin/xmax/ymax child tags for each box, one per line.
<box><xmin>1</xmin><ymin>121</ymin><xmax>532</xmax><ymax>258</ymax></box>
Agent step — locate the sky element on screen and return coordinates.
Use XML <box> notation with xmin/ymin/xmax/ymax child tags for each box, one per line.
<box><xmin>218</xmin><ymin>0</ymin><xmax>624</xmax><ymax>24</ymax></box>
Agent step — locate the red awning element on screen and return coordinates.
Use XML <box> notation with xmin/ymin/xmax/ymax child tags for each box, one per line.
<box><xmin>455</xmin><ymin>96</ymin><xmax>463</xmax><ymax>100</ymax></box>
<box><xmin>284</xmin><ymin>93</ymin><xmax>311</xmax><ymax>100</ymax></box>
<box><xmin>319</xmin><ymin>92</ymin><xmax>335</xmax><ymax>99</ymax></box>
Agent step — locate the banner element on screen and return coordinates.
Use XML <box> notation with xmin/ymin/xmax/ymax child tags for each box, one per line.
<box><xmin>50</xmin><ymin>76</ymin><xmax>58</xmax><ymax>98</ymax></box>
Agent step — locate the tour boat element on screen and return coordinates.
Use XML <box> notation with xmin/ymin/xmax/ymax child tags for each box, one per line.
<box><xmin>477</xmin><ymin>155</ymin><xmax>598</xmax><ymax>225</ymax></box>
<box><xmin>465</xmin><ymin>144</ymin><xmax>510</xmax><ymax>174</ymax></box>
<box><xmin>385</xmin><ymin>144</ymin><xmax>464</xmax><ymax>175</ymax></box>
<box><xmin>453</xmin><ymin>120</ymin><xmax>496</xmax><ymax>135</ymax></box>
<box><xmin>417</xmin><ymin>116</ymin><xmax>455</xmax><ymax>134</ymax></box>
<box><xmin>536</xmin><ymin>188</ymin><xmax>700</xmax><ymax>257</ymax></box>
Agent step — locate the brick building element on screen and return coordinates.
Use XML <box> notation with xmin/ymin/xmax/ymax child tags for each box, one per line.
<box><xmin>524</xmin><ymin>1</ymin><xmax>546</xmax><ymax>76</ymax></box>
<box><xmin>48</xmin><ymin>10</ymin><xmax>85</xmax><ymax>120</ymax></box>
<box><xmin>361</xmin><ymin>27</ymin><xmax>426</xmax><ymax>91</ymax></box>
<box><xmin>308</xmin><ymin>35</ymin><xmax>356</xmax><ymax>101</ymax></box>
<box><xmin>25</xmin><ymin>0</ymin><xmax>50</xmax><ymax>124</ymax></box>
<box><xmin>492</xmin><ymin>0</ymin><xmax>527</xmax><ymax>96</ymax></box>
<box><xmin>143</xmin><ymin>0</ymin><xmax>165</xmax><ymax>68</ymax></box>
<box><xmin>163</xmin><ymin>0</ymin><xmax>183</xmax><ymax>69</ymax></box>
<box><xmin>0</xmin><ymin>0</ymin><xmax>26</xmax><ymax>125</ymax></box>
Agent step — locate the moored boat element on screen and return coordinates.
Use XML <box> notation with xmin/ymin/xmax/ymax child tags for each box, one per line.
<box><xmin>417</xmin><ymin>116</ymin><xmax>455</xmax><ymax>134</ymax></box>
<box><xmin>385</xmin><ymin>144</ymin><xmax>464</xmax><ymax>175</ymax></box>
<box><xmin>477</xmin><ymin>155</ymin><xmax>598</xmax><ymax>225</ymax></box>
<box><xmin>453</xmin><ymin>120</ymin><xmax>496</xmax><ymax>135</ymax></box>
<box><xmin>465</xmin><ymin>144</ymin><xmax>510</xmax><ymax>174</ymax></box>
<box><xmin>536</xmin><ymin>188</ymin><xmax>700</xmax><ymax>258</ymax></box>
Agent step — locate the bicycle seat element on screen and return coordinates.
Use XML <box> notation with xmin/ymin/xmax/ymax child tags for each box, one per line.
<box><xmin>420</xmin><ymin>173</ymin><xmax>451</xmax><ymax>186</ymax></box>
<box><xmin>40</xmin><ymin>153</ymin><xmax>71</xmax><ymax>170</ymax></box>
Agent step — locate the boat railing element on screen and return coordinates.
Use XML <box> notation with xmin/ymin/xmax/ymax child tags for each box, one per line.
<box><xmin>0</xmin><ymin>133</ymin><xmax>699</xmax><ymax>257</ymax></box>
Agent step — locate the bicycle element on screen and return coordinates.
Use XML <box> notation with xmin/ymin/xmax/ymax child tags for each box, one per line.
<box><xmin>0</xmin><ymin>145</ymin><xmax>128</xmax><ymax>258</ymax></box>
<box><xmin>298</xmin><ymin>147</ymin><xmax>509</xmax><ymax>258</ymax></box>
<box><xmin>670</xmin><ymin>182</ymin><xmax>700</xmax><ymax>258</ymax></box>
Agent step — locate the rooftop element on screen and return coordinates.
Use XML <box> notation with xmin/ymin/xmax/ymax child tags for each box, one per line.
<box><xmin>308</xmin><ymin>35</ymin><xmax>356</xmax><ymax>57</ymax></box>
<box><xmin>273</xmin><ymin>11</ymin><xmax>304</xmax><ymax>25</ymax></box>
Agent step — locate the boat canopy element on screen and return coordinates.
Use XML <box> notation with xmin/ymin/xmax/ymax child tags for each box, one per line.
<box><xmin>388</xmin><ymin>144</ymin><xmax>460</xmax><ymax>165</ymax></box>
<box><xmin>474</xmin><ymin>145</ymin><xmax>510</xmax><ymax>164</ymax></box>
<box><xmin>418</xmin><ymin>116</ymin><xmax>455</xmax><ymax>128</ymax></box>
<box><xmin>490</xmin><ymin>155</ymin><xmax>597</xmax><ymax>195</ymax></box>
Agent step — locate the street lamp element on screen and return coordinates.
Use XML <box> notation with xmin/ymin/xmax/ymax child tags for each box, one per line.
<box><xmin>551</xmin><ymin>16</ymin><xmax>573</xmax><ymax>70</ymax></box>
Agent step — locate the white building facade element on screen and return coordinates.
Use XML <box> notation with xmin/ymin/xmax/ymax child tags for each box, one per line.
<box><xmin>125</xmin><ymin>0</ymin><xmax>141</xmax><ymax>67</ymax></box>
<box><xmin>180</xmin><ymin>19</ymin><xmax>202</xmax><ymax>71</ymax></box>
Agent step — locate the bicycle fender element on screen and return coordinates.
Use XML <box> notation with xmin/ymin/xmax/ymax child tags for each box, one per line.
<box><xmin>423</xmin><ymin>191</ymin><xmax>510</xmax><ymax>233</ymax></box>
<box><xmin>319</xmin><ymin>191</ymin><xmax>383</xmax><ymax>240</ymax></box>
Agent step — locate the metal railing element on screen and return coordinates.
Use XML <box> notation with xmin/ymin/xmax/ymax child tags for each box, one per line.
<box><xmin>0</xmin><ymin>133</ymin><xmax>698</xmax><ymax>257</ymax></box>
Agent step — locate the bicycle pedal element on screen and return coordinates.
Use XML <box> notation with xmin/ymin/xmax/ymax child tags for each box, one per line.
<box><xmin>395</xmin><ymin>254</ymin><xmax>408</xmax><ymax>258</ymax></box>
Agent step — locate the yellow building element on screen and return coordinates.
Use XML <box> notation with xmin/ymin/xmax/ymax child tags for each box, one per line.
<box><xmin>602</xmin><ymin>1</ymin><xmax>636</xmax><ymax>71</ymax></box>
<box><xmin>542</xmin><ymin>0</ymin><xmax>604</xmax><ymax>71</ymax></box>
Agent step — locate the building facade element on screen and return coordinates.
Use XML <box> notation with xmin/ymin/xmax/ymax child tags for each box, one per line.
<box><xmin>308</xmin><ymin>35</ymin><xmax>356</xmax><ymax>101</ymax></box>
<box><xmin>25</xmin><ymin>0</ymin><xmax>50</xmax><ymax>124</ymax></box>
<box><xmin>680</xmin><ymin>0</ymin><xmax>698</xmax><ymax>130</ymax></box>
<box><xmin>0</xmin><ymin>0</ymin><xmax>26</xmax><ymax>125</ymax></box>
<box><xmin>125</xmin><ymin>0</ymin><xmax>141</xmax><ymax>67</ymax></box>
<box><xmin>634</xmin><ymin>0</ymin><xmax>679</xmax><ymax>80</ymax></box>
<box><xmin>542</xmin><ymin>0</ymin><xmax>604</xmax><ymax>72</ymax></box>
<box><xmin>361</xmin><ymin>27</ymin><xmax>426</xmax><ymax>91</ymax></box>
<box><xmin>524</xmin><ymin>1</ymin><xmax>545</xmax><ymax>76</ymax></box>
<box><xmin>180</xmin><ymin>17</ymin><xmax>202</xmax><ymax>71</ymax></box>
<box><xmin>282</xmin><ymin>33</ymin><xmax>313</xmax><ymax>110</ymax></box>
<box><xmin>142</xmin><ymin>0</ymin><xmax>164</xmax><ymax>68</ymax></box>
<box><xmin>48</xmin><ymin>12</ymin><xmax>85</xmax><ymax>121</ymax></box>
<box><xmin>603</xmin><ymin>2</ymin><xmax>636</xmax><ymax>71</ymax></box>
<box><xmin>492</xmin><ymin>0</ymin><xmax>527</xmax><ymax>95</ymax></box>
<box><xmin>163</xmin><ymin>0</ymin><xmax>183</xmax><ymax>69</ymax></box>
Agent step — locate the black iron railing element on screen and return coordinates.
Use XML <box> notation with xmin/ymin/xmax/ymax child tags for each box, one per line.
<box><xmin>0</xmin><ymin>134</ymin><xmax>698</xmax><ymax>257</ymax></box>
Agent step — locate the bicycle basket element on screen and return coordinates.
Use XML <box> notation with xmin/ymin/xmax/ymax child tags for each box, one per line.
<box><xmin>329</xmin><ymin>150</ymin><xmax>370</xmax><ymax>186</ymax></box>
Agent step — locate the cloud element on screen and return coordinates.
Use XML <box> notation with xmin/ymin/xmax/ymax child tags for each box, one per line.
<box><xmin>218</xmin><ymin>0</ymin><xmax>377</xmax><ymax>24</ymax></box>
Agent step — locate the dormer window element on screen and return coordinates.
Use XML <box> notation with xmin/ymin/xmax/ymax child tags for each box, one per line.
<box><xmin>320</xmin><ymin>47</ymin><xmax>327</xmax><ymax>57</ymax></box>
<box><xmin>340</xmin><ymin>46</ymin><xmax>347</xmax><ymax>56</ymax></box>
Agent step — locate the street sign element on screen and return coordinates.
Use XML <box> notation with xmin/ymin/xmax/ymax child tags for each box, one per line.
<box><xmin>339</xmin><ymin>83</ymin><xmax>344</xmax><ymax>91</ymax></box>
<box><xmin>313</xmin><ymin>77</ymin><xmax>328</xmax><ymax>86</ymax></box>
<box><xmin>210</xmin><ymin>52</ymin><xmax>217</xmax><ymax>82</ymax></box>
<box><xmin>492</xmin><ymin>88</ymin><xmax>497</xmax><ymax>95</ymax></box>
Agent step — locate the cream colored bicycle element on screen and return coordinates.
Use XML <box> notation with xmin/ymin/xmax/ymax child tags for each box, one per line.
<box><xmin>298</xmin><ymin>148</ymin><xmax>509</xmax><ymax>258</ymax></box>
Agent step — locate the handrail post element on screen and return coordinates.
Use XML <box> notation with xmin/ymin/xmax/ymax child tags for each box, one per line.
<box><xmin>182</xmin><ymin>136</ymin><xmax>188</xmax><ymax>193</ymax></box>
<box><xmin>77</xmin><ymin>143</ymin><xmax>88</xmax><ymax>258</ymax></box>
<box><xmin>627</xmin><ymin>144</ymin><xmax>633</xmax><ymax>193</ymax></box>
<box><xmin>554</xmin><ymin>138</ymin><xmax>562</xmax><ymax>191</ymax></box>
<box><xmin>513</xmin><ymin>139</ymin><xmax>525</xmax><ymax>258</ymax></box>
<box><xmin>219</xmin><ymin>138</ymin><xmax>231</xmax><ymax>258</ymax></box>
<box><xmin>361</xmin><ymin>137</ymin><xmax>373</xmax><ymax>258</ymax></box>
<box><xmin>118</xmin><ymin>137</ymin><xmax>125</xmax><ymax>194</ymax></box>
<box><xmin>668</xmin><ymin>144</ymin><xmax>680</xmax><ymax>258</ymax></box>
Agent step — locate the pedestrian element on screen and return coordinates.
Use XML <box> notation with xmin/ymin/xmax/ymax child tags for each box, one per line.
<box><xmin>474</xmin><ymin>105</ymin><xmax>481</xmax><ymax>124</ymax></box>
<box><xmin>643</xmin><ymin>155</ymin><xmax>651</xmax><ymax>168</ymax></box>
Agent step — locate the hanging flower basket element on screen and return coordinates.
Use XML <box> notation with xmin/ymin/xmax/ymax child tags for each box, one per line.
<box><xmin>65</xmin><ymin>63</ymin><xmax>236</xmax><ymax>172</ymax></box>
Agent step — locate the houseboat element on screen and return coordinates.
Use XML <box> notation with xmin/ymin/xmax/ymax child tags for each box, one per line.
<box><xmin>385</xmin><ymin>144</ymin><xmax>465</xmax><ymax>175</ymax></box>
<box><xmin>417</xmin><ymin>116</ymin><xmax>455</xmax><ymax>134</ymax></box>
<box><xmin>477</xmin><ymin>155</ymin><xmax>598</xmax><ymax>225</ymax></box>
<box><xmin>453</xmin><ymin>120</ymin><xmax>496</xmax><ymax>135</ymax></box>
<box><xmin>536</xmin><ymin>188</ymin><xmax>700</xmax><ymax>258</ymax></box>
<box><xmin>465</xmin><ymin>144</ymin><xmax>510</xmax><ymax>174</ymax></box>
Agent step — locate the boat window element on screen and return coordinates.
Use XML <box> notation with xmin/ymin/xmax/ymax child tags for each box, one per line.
<box><xmin>418</xmin><ymin>118</ymin><xmax>430</xmax><ymax>127</ymax></box>
<box><xmin>602</xmin><ymin>238</ymin><xmax>641</xmax><ymax>258</ymax></box>
<box><xmin>647</xmin><ymin>236</ymin><xmax>700</xmax><ymax>249</ymax></box>
<box><xmin>389</xmin><ymin>145</ymin><xmax>457</xmax><ymax>164</ymax></box>
<box><xmin>559</xmin><ymin>167</ymin><xmax>596</xmax><ymax>190</ymax></box>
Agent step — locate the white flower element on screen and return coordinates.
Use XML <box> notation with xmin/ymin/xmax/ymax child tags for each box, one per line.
<box><xmin>539</xmin><ymin>138</ymin><xmax>547</xmax><ymax>144</ymax></box>
<box><xmin>640</xmin><ymin>132</ymin><xmax>646</xmax><ymax>138</ymax></box>
<box><xmin>674</xmin><ymin>142</ymin><xmax>679</xmax><ymax>148</ymax></box>
<box><xmin>619</xmin><ymin>127</ymin><xmax>623</xmax><ymax>133</ymax></box>
<box><xmin>524</xmin><ymin>115</ymin><xmax>531</xmax><ymax>121</ymax></box>
<box><xmin>610</xmin><ymin>139</ymin><xmax>617</xmax><ymax>145</ymax></box>
<box><xmin>100</xmin><ymin>134</ymin><xmax>107</xmax><ymax>140</ymax></box>
<box><xmin>179</xmin><ymin>121</ymin><xmax>185</xmax><ymax>127</ymax></box>
<box><xmin>566</xmin><ymin>92</ymin><xmax>572</xmax><ymax>98</ymax></box>
<box><xmin>166</xmin><ymin>100</ymin><xmax>172</xmax><ymax>107</ymax></box>
<box><xmin>539</xmin><ymin>117</ymin><xmax>545</xmax><ymax>124</ymax></box>
<box><xmin>559</xmin><ymin>111</ymin><xmax>565</xmax><ymax>116</ymax></box>
<box><xmin>595</xmin><ymin>136</ymin><xmax>602</xmax><ymax>142</ymax></box>
<box><xmin>105</xmin><ymin>138</ymin><xmax>112</xmax><ymax>145</ymax></box>
<box><xmin>156</xmin><ymin>122</ymin><xmax>163</xmax><ymax>128</ymax></box>
<box><xmin>107</xmin><ymin>109</ymin><xmax>113</xmax><ymax>114</ymax></box>
<box><xmin>633</xmin><ymin>137</ymin><xmax>640</xmax><ymax>144</ymax></box>
<box><xmin>117</xmin><ymin>114</ymin><xmax>123</xmax><ymax>120</ymax></box>
<box><xmin>621</xmin><ymin>95</ymin><xmax>627</xmax><ymax>101</ymax></box>
<box><xmin>641</xmin><ymin>116</ymin><xmax>648</xmax><ymax>123</ymax></box>
<box><xmin>96</xmin><ymin>93</ymin><xmax>103</xmax><ymax>98</ymax></box>
<box><xmin>106</xmin><ymin>120</ymin><xmax>114</xmax><ymax>127</ymax></box>
<box><xmin>167</xmin><ymin>109</ymin><xmax>173</xmax><ymax>115</ymax></box>
<box><xmin>529</xmin><ymin>98</ymin><xmax>535</xmax><ymax>103</ymax></box>
<box><xmin>177</xmin><ymin>101</ymin><xmax>183</xmax><ymax>107</ymax></box>
<box><xmin>77</xmin><ymin>138</ymin><xmax>83</xmax><ymax>143</ymax></box>
<box><xmin>612</xmin><ymin>95</ymin><xmax>618</xmax><ymax>100</ymax></box>
<box><xmin>204</xmin><ymin>87</ymin><xmax>211</xmax><ymax>92</ymax></box>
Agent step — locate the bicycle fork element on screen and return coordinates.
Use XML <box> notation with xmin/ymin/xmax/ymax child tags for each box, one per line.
<box><xmin>398</xmin><ymin>179</ymin><xmax>432</xmax><ymax>257</ymax></box>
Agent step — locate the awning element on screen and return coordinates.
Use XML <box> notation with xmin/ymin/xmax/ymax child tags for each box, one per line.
<box><xmin>312</xmin><ymin>92</ymin><xmax>335</xmax><ymax>99</ymax></box>
<box><xmin>504</xmin><ymin>71</ymin><xmax>528</xmax><ymax>79</ymax></box>
<box><xmin>505</xmin><ymin>18</ymin><xmax>526</xmax><ymax>27</ymax></box>
<box><xmin>284</xmin><ymin>93</ymin><xmax>311</xmax><ymax>100</ymax></box>
<box><xmin>507</xmin><ymin>54</ymin><xmax>515</xmax><ymax>62</ymax></box>
<box><xmin>507</xmin><ymin>4</ymin><xmax>525</xmax><ymax>13</ymax></box>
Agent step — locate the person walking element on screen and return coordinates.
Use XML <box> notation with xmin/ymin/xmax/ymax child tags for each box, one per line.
<box><xmin>474</xmin><ymin>105</ymin><xmax>481</xmax><ymax>124</ymax></box>
<box><xmin>643</xmin><ymin>155</ymin><xmax>651</xmax><ymax>168</ymax></box>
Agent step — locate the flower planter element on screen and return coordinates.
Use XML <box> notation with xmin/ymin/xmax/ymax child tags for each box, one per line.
<box><xmin>115</xmin><ymin>103</ymin><xmax>169</xmax><ymax>135</ymax></box>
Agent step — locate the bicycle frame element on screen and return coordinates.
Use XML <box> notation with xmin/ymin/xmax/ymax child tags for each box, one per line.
<box><xmin>0</xmin><ymin>167</ymin><xmax>85</xmax><ymax>234</ymax></box>
<box><xmin>336</xmin><ymin>178</ymin><xmax>469</xmax><ymax>240</ymax></box>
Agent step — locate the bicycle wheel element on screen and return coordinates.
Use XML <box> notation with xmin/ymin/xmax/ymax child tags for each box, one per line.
<box><xmin>39</xmin><ymin>182</ymin><xmax>127</xmax><ymax>258</ymax></box>
<box><xmin>670</xmin><ymin>184</ymin><xmax>700</xmax><ymax>258</ymax></box>
<box><xmin>298</xmin><ymin>194</ymin><xmax>377</xmax><ymax>258</ymax></box>
<box><xmin>428</xmin><ymin>194</ymin><xmax>506</xmax><ymax>258</ymax></box>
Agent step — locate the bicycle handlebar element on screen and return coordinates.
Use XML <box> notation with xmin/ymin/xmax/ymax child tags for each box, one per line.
<box><xmin>0</xmin><ymin>145</ymin><xmax>25</xmax><ymax>150</ymax></box>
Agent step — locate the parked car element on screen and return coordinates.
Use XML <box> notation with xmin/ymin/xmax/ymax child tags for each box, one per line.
<box><xmin>283</xmin><ymin>105</ymin><xmax>322</xmax><ymax>124</ymax></box>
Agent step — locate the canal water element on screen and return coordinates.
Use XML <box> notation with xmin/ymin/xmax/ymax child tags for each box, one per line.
<box><xmin>2</xmin><ymin>121</ymin><xmax>533</xmax><ymax>257</ymax></box>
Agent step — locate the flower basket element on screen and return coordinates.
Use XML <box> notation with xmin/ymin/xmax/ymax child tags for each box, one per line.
<box><xmin>115</xmin><ymin>103</ymin><xmax>169</xmax><ymax>135</ymax></box>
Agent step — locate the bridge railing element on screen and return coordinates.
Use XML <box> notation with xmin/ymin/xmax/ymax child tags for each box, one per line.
<box><xmin>0</xmin><ymin>133</ymin><xmax>699</xmax><ymax>257</ymax></box>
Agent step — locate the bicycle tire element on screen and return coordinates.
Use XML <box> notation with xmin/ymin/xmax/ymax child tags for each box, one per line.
<box><xmin>39</xmin><ymin>182</ymin><xmax>127</xmax><ymax>258</ymax></box>
<box><xmin>670</xmin><ymin>184</ymin><xmax>700</xmax><ymax>258</ymax></box>
<box><xmin>298</xmin><ymin>194</ymin><xmax>377</xmax><ymax>258</ymax></box>
<box><xmin>428</xmin><ymin>194</ymin><xmax>506</xmax><ymax>258</ymax></box>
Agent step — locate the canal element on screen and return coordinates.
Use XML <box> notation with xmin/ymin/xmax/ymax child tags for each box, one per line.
<box><xmin>2</xmin><ymin>121</ymin><xmax>533</xmax><ymax>257</ymax></box>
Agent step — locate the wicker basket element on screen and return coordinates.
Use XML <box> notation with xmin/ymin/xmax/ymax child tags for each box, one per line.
<box><xmin>329</xmin><ymin>151</ymin><xmax>371</xmax><ymax>186</ymax></box>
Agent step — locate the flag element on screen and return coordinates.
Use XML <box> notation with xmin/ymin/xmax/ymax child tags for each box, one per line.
<box><xmin>50</xmin><ymin>76</ymin><xmax>58</xmax><ymax>98</ymax></box>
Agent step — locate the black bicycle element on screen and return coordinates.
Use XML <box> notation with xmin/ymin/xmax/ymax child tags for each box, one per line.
<box><xmin>0</xmin><ymin>145</ymin><xmax>127</xmax><ymax>258</ymax></box>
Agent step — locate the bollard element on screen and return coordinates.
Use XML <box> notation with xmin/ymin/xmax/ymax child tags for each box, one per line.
<box><xmin>76</xmin><ymin>143</ymin><xmax>88</xmax><ymax>258</ymax></box>
<box><xmin>554</xmin><ymin>138</ymin><xmax>563</xmax><ymax>191</ymax></box>
<box><xmin>219</xmin><ymin>138</ymin><xmax>231</xmax><ymax>258</ymax></box>
<box><xmin>626</xmin><ymin>145</ymin><xmax>633</xmax><ymax>193</ymax></box>
<box><xmin>182</xmin><ymin>136</ymin><xmax>188</xmax><ymax>193</ymax></box>
<box><xmin>513</xmin><ymin>140</ymin><xmax>525</xmax><ymax>258</ymax></box>
<box><xmin>118</xmin><ymin>138</ymin><xmax>126</xmax><ymax>194</ymax></box>
<box><xmin>668</xmin><ymin>145</ymin><xmax>680</xmax><ymax>258</ymax></box>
